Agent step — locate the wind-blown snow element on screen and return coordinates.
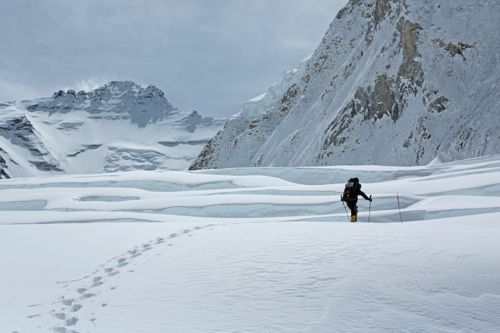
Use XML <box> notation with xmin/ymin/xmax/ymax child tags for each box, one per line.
<box><xmin>1</xmin><ymin>155</ymin><xmax>500</xmax><ymax>332</ymax></box>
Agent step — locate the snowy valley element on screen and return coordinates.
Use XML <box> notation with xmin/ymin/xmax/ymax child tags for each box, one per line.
<box><xmin>1</xmin><ymin>155</ymin><xmax>500</xmax><ymax>332</ymax></box>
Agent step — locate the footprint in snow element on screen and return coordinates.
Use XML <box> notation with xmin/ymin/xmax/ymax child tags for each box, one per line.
<box><xmin>65</xmin><ymin>316</ymin><xmax>78</xmax><ymax>326</ymax></box>
<box><xmin>54</xmin><ymin>313</ymin><xmax>66</xmax><ymax>320</ymax></box>
<box><xmin>62</xmin><ymin>298</ymin><xmax>74</xmax><ymax>306</ymax></box>
<box><xmin>105</xmin><ymin>267</ymin><xmax>119</xmax><ymax>276</ymax></box>
<box><xmin>43</xmin><ymin>224</ymin><xmax>214</xmax><ymax>330</ymax></box>
<box><xmin>128</xmin><ymin>248</ymin><xmax>141</xmax><ymax>258</ymax></box>
<box><xmin>80</xmin><ymin>293</ymin><xmax>95</xmax><ymax>300</ymax></box>
<box><xmin>92</xmin><ymin>276</ymin><xmax>103</xmax><ymax>287</ymax></box>
<box><xmin>26</xmin><ymin>314</ymin><xmax>41</xmax><ymax>319</ymax></box>
<box><xmin>117</xmin><ymin>258</ymin><xmax>128</xmax><ymax>267</ymax></box>
<box><xmin>71</xmin><ymin>303</ymin><xmax>82</xmax><ymax>312</ymax></box>
<box><xmin>28</xmin><ymin>303</ymin><xmax>42</xmax><ymax>308</ymax></box>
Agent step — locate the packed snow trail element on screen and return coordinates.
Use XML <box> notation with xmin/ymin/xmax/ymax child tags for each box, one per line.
<box><xmin>1</xmin><ymin>155</ymin><xmax>500</xmax><ymax>332</ymax></box>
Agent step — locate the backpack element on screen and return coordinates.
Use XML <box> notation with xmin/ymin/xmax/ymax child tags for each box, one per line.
<box><xmin>342</xmin><ymin>178</ymin><xmax>361</xmax><ymax>201</ymax></box>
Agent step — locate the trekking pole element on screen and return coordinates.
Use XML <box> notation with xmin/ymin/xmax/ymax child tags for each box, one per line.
<box><xmin>341</xmin><ymin>195</ymin><xmax>350</xmax><ymax>222</ymax></box>
<box><xmin>397</xmin><ymin>193</ymin><xmax>403</xmax><ymax>224</ymax></box>
<box><xmin>368</xmin><ymin>195</ymin><xmax>372</xmax><ymax>223</ymax></box>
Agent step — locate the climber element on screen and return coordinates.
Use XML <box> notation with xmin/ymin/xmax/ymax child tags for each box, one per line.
<box><xmin>341</xmin><ymin>177</ymin><xmax>372</xmax><ymax>222</ymax></box>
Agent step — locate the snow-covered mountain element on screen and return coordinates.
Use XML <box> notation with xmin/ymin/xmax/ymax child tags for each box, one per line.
<box><xmin>190</xmin><ymin>0</ymin><xmax>500</xmax><ymax>170</ymax></box>
<box><xmin>0</xmin><ymin>81</ymin><xmax>223</xmax><ymax>178</ymax></box>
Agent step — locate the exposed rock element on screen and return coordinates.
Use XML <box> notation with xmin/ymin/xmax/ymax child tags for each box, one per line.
<box><xmin>30</xmin><ymin>161</ymin><xmax>63</xmax><ymax>172</ymax></box>
<box><xmin>336</xmin><ymin>0</ymin><xmax>362</xmax><ymax>20</ymax></box>
<box><xmin>446</xmin><ymin>42</ymin><xmax>475</xmax><ymax>60</ymax></box>
<box><xmin>175</xmin><ymin>111</ymin><xmax>216</xmax><ymax>133</ymax></box>
<box><xmin>67</xmin><ymin>144</ymin><xmax>102</xmax><ymax>157</ymax></box>
<box><xmin>0</xmin><ymin>116</ymin><xmax>57</xmax><ymax>167</ymax></box>
<box><xmin>429</xmin><ymin>96</ymin><xmax>449</xmax><ymax>113</ymax></box>
<box><xmin>433</xmin><ymin>39</ymin><xmax>475</xmax><ymax>60</ymax></box>
<box><xmin>397</xmin><ymin>17</ymin><xmax>423</xmax><ymax>87</ymax></box>
<box><xmin>373</xmin><ymin>0</ymin><xmax>393</xmax><ymax>27</ymax></box>
<box><xmin>188</xmin><ymin>136</ymin><xmax>218</xmax><ymax>170</ymax></box>
<box><xmin>0</xmin><ymin>152</ymin><xmax>9</xmax><ymax>179</ymax></box>
<box><xmin>191</xmin><ymin>0</ymin><xmax>500</xmax><ymax>168</ymax></box>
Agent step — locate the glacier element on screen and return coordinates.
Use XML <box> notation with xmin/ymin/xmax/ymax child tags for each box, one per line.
<box><xmin>1</xmin><ymin>154</ymin><xmax>500</xmax><ymax>332</ymax></box>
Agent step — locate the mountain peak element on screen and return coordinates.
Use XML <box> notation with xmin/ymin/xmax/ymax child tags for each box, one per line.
<box><xmin>104</xmin><ymin>80</ymin><xmax>140</xmax><ymax>90</ymax></box>
<box><xmin>36</xmin><ymin>81</ymin><xmax>176</xmax><ymax>127</ymax></box>
<box><xmin>52</xmin><ymin>81</ymin><xmax>166</xmax><ymax>100</ymax></box>
<box><xmin>190</xmin><ymin>0</ymin><xmax>500</xmax><ymax>169</ymax></box>
<box><xmin>0</xmin><ymin>81</ymin><xmax>224</xmax><ymax>177</ymax></box>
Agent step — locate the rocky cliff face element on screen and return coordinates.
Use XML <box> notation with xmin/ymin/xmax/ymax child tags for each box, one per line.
<box><xmin>0</xmin><ymin>81</ymin><xmax>223</xmax><ymax>178</ymax></box>
<box><xmin>0</xmin><ymin>153</ymin><xmax>8</xmax><ymax>179</ymax></box>
<box><xmin>190</xmin><ymin>0</ymin><xmax>500</xmax><ymax>170</ymax></box>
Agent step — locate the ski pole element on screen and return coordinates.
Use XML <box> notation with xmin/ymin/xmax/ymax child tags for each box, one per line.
<box><xmin>341</xmin><ymin>195</ymin><xmax>350</xmax><ymax>222</ymax></box>
<box><xmin>368</xmin><ymin>195</ymin><xmax>372</xmax><ymax>223</ymax></box>
<box><xmin>397</xmin><ymin>193</ymin><xmax>403</xmax><ymax>224</ymax></box>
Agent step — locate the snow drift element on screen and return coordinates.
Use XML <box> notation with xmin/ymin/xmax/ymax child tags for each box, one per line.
<box><xmin>1</xmin><ymin>155</ymin><xmax>500</xmax><ymax>332</ymax></box>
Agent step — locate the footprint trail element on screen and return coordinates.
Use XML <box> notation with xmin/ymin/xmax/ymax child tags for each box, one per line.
<box><xmin>27</xmin><ymin>224</ymin><xmax>215</xmax><ymax>333</ymax></box>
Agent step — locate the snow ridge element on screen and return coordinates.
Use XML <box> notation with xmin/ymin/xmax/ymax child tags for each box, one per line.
<box><xmin>190</xmin><ymin>0</ymin><xmax>500</xmax><ymax>169</ymax></box>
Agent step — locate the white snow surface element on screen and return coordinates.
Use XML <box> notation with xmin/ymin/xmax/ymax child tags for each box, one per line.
<box><xmin>1</xmin><ymin>155</ymin><xmax>500</xmax><ymax>332</ymax></box>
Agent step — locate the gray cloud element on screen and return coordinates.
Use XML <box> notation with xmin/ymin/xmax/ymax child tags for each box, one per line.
<box><xmin>0</xmin><ymin>0</ymin><xmax>348</xmax><ymax>117</ymax></box>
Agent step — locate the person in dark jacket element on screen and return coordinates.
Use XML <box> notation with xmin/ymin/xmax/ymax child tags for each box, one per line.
<box><xmin>341</xmin><ymin>177</ymin><xmax>372</xmax><ymax>222</ymax></box>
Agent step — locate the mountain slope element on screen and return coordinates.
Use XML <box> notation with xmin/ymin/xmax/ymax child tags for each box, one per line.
<box><xmin>0</xmin><ymin>81</ymin><xmax>223</xmax><ymax>178</ymax></box>
<box><xmin>190</xmin><ymin>0</ymin><xmax>500</xmax><ymax>170</ymax></box>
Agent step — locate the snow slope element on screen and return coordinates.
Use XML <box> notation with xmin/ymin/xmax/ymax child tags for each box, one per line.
<box><xmin>1</xmin><ymin>155</ymin><xmax>500</xmax><ymax>332</ymax></box>
<box><xmin>0</xmin><ymin>81</ymin><xmax>223</xmax><ymax>178</ymax></box>
<box><xmin>190</xmin><ymin>0</ymin><xmax>500</xmax><ymax>169</ymax></box>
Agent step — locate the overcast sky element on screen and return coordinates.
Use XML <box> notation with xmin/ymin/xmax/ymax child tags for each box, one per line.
<box><xmin>0</xmin><ymin>0</ymin><xmax>348</xmax><ymax>117</ymax></box>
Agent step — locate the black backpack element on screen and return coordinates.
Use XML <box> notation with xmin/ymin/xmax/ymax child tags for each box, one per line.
<box><xmin>342</xmin><ymin>178</ymin><xmax>361</xmax><ymax>201</ymax></box>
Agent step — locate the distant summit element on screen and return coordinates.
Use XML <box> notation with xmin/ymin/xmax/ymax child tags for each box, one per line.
<box><xmin>0</xmin><ymin>81</ymin><xmax>223</xmax><ymax>178</ymax></box>
<box><xmin>31</xmin><ymin>81</ymin><xmax>176</xmax><ymax>127</ymax></box>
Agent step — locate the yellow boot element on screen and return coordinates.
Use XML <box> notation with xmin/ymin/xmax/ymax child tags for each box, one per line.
<box><xmin>351</xmin><ymin>215</ymin><xmax>357</xmax><ymax>222</ymax></box>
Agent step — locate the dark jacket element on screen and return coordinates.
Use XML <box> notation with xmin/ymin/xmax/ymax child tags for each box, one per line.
<box><xmin>342</xmin><ymin>178</ymin><xmax>370</xmax><ymax>202</ymax></box>
<box><xmin>352</xmin><ymin>186</ymin><xmax>370</xmax><ymax>202</ymax></box>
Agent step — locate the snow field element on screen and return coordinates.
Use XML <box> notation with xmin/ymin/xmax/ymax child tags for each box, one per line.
<box><xmin>1</xmin><ymin>155</ymin><xmax>500</xmax><ymax>332</ymax></box>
